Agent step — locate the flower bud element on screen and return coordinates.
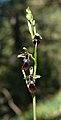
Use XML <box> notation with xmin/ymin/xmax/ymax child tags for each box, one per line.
<box><xmin>33</xmin><ymin>35</ymin><xmax>40</xmax><ymax>45</ymax></box>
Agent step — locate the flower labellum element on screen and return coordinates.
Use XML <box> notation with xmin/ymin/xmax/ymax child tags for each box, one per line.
<box><xmin>21</xmin><ymin>54</ymin><xmax>30</xmax><ymax>71</ymax></box>
<box><xmin>21</xmin><ymin>58</ymin><xmax>29</xmax><ymax>71</ymax></box>
<box><xmin>28</xmin><ymin>81</ymin><xmax>36</xmax><ymax>93</ymax></box>
<box><xmin>27</xmin><ymin>74</ymin><xmax>36</xmax><ymax>93</ymax></box>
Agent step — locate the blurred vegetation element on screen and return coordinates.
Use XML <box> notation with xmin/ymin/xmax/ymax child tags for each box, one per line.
<box><xmin>0</xmin><ymin>0</ymin><xmax>61</xmax><ymax>120</ymax></box>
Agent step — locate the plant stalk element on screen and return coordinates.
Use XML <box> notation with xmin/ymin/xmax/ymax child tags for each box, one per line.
<box><xmin>33</xmin><ymin>94</ymin><xmax>36</xmax><ymax>120</ymax></box>
<box><xmin>33</xmin><ymin>42</ymin><xmax>37</xmax><ymax>120</ymax></box>
<box><xmin>34</xmin><ymin>42</ymin><xmax>37</xmax><ymax>76</ymax></box>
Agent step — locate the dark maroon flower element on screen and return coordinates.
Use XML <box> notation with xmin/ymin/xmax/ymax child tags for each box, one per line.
<box><xmin>21</xmin><ymin>60</ymin><xmax>29</xmax><ymax>71</ymax></box>
<box><xmin>28</xmin><ymin>81</ymin><xmax>36</xmax><ymax>93</ymax></box>
<box><xmin>21</xmin><ymin>54</ymin><xmax>30</xmax><ymax>71</ymax></box>
<box><xmin>27</xmin><ymin>74</ymin><xmax>36</xmax><ymax>93</ymax></box>
<box><xmin>33</xmin><ymin>35</ymin><xmax>40</xmax><ymax>45</ymax></box>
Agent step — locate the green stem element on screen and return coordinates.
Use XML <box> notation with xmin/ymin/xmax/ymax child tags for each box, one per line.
<box><xmin>34</xmin><ymin>42</ymin><xmax>37</xmax><ymax>76</ymax></box>
<box><xmin>33</xmin><ymin>95</ymin><xmax>36</xmax><ymax>120</ymax></box>
<box><xmin>33</xmin><ymin>42</ymin><xmax>37</xmax><ymax>120</ymax></box>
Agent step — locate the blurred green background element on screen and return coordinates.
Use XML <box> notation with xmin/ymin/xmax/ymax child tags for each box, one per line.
<box><xmin>0</xmin><ymin>0</ymin><xmax>61</xmax><ymax>120</ymax></box>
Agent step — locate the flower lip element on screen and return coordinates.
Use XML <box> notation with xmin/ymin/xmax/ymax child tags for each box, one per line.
<box><xmin>33</xmin><ymin>35</ymin><xmax>40</xmax><ymax>45</ymax></box>
<box><xmin>28</xmin><ymin>74</ymin><xmax>36</xmax><ymax>93</ymax></box>
<box><xmin>21</xmin><ymin>61</ymin><xmax>29</xmax><ymax>71</ymax></box>
<box><xmin>21</xmin><ymin>53</ymin><xmax>30</xmax><ymax>71</ymax></box>
<box><xmin>28</xmin><ymin>83</ymin><xmax>36</xmax><ymax>93</ymax></box>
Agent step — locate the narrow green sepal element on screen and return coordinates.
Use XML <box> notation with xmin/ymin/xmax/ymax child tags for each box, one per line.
<box><xmin>33</xmin><ymin>75</ymin><xmax>41</xmax><ymax>79</ymax></box>
<box><xmin>24</xmin><ymin>76</ymin><xmax>29</xmax><ymax>80</ymax></box>
<box><xmin>17</xmin><ymin>53</ymin><xmax>25</xmax><ymax>58</ymax></box>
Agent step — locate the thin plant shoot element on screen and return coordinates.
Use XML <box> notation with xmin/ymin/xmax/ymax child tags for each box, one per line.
<box><xmin>17</xmin><ymin>7</ymin><xmax>42</xmax><ymax>120</ymax></box>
